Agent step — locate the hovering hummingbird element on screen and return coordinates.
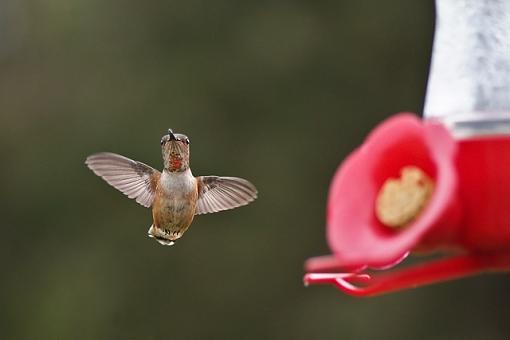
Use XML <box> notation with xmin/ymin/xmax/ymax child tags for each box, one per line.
<box><xmin>85</xmin><ymin>129</ymin><xmax>258</xmax><ymax>246</ymax></box>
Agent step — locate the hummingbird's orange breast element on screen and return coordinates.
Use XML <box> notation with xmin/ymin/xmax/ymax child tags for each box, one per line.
<box><xmin>151</xmin><ymin>170</ymin><xmax>198</xmax><ymax>241</ymax></box>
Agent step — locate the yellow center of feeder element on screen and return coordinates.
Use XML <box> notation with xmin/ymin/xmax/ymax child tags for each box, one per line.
<box><xmin>375</xmin><ymin>166</ymin><xmax>434</xmax><ymax>229</ymax></box>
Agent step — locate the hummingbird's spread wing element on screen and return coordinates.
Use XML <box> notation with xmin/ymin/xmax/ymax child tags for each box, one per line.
<box><xmin>195</xmin><ymin>176</ymin><xmax>257</xmax><ymax>215</ymax></box>
<box><xmin>86</xmin><ymin>152</ymin><xmax>161</xmax><ymax>208</ymax></box>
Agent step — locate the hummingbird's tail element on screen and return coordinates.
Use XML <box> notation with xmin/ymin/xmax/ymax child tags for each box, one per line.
<box><xmin>147</xmin><ymin>225</ymin><xmax>175</xmax><ymax>246</ymax></box>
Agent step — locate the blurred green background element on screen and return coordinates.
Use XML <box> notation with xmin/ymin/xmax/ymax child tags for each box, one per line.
<box><xmin>2</xmin><ymin>0</ymin><xmax>510</xmax><ymax>339</ymax></box>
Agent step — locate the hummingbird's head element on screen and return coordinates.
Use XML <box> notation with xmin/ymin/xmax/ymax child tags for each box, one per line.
<box><xmin>161</xmin><ymin>128</ymin><xmax>190</xmax><ymax>172</ymax></box>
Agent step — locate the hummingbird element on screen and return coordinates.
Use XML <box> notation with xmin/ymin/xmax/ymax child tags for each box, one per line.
<box><xmin>85</xmin><ymin>129</ymin><xmax>258</xmax><ymax>246</ymax></box>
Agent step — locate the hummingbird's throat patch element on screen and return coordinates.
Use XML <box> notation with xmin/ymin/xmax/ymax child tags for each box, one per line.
<box><xmin>169</xmin><ymin>153</ymin><xmax>183</xmax><ymax>170</ymax></box>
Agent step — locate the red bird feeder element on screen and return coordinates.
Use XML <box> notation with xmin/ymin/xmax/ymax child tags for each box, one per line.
<box><xmin>304</xmin><ymin>0</ymin><xmax>510</xmax><ymax>296</ymax></box>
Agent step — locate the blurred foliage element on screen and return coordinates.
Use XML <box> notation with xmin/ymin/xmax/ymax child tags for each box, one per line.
<box><xmin>2</xmin><ymin>0</ymin><xmax>510</xmax><ymax>339</ymax></box>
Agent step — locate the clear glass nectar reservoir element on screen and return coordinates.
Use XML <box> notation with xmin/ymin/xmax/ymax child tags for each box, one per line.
<box><xmin>423</xmin><ymin>0</ymin><xmax>510</xmax><ymax>137</ymax></box>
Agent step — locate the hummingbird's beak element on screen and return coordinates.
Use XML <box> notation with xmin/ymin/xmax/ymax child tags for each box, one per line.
<box><xmin>168</xmin><ymin>129</ymin><xmax>176</xmax><ymax>141</ymax></box>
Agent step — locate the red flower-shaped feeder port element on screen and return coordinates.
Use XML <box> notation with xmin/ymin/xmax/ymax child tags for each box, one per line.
<box><xmin>304</xmin><ymin>113</ymin><xmax>510</xmax><ymax>297</ymax></box>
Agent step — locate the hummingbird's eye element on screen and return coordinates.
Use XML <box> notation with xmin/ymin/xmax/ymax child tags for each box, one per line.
<box><xmin>185</xmin><ymin>138</ymin><xmax>190</xmax><ymax>145</ymax></box>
